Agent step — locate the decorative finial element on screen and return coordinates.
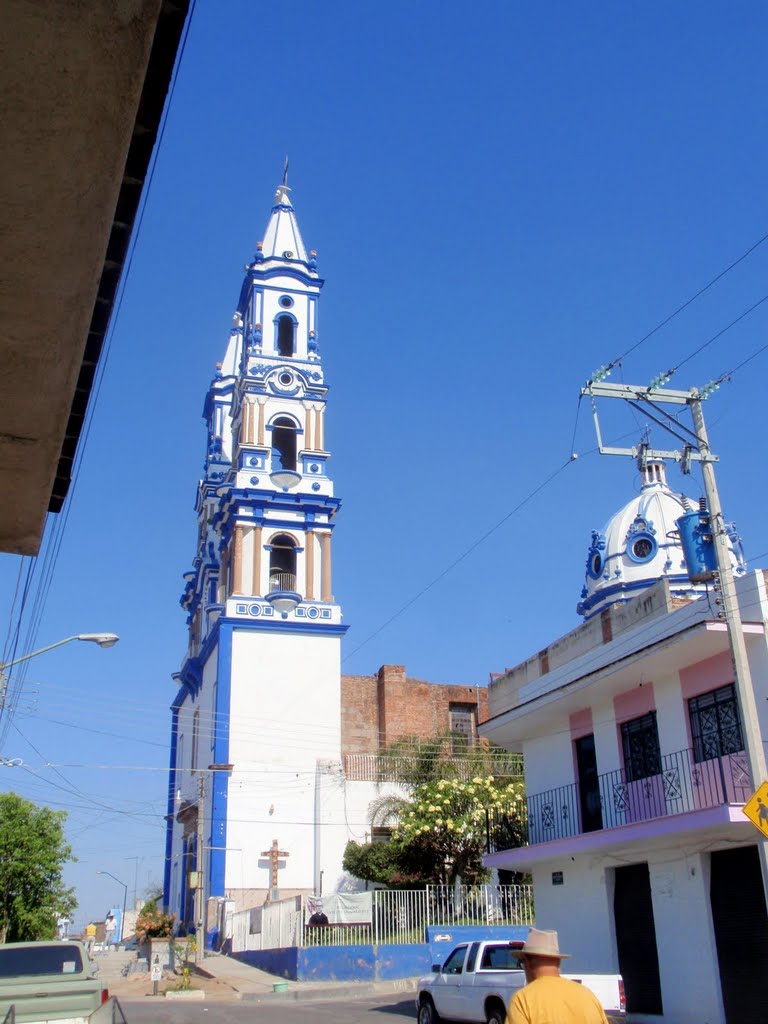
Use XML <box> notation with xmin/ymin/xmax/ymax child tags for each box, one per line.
<box><xmin>274</xmin><ymin>157</ymin><xmax>292</xmax><ymax>205</ymax></box>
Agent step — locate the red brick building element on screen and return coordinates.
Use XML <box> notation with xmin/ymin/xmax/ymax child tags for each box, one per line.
<box><xmin>341</xmin><ymin>664</ymin><xmax>489</xmax><ymax>756</ymax></box>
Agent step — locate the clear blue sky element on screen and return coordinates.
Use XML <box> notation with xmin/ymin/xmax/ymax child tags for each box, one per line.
<box><xmin>2</xmin><ymin>0</ymin><xmax>768</xmax><ymax>929</ymax></box>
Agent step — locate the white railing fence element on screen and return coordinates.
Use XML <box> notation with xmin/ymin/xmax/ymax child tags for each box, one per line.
<box><xmin>228</xmin><ymin>883</ymin><xmax>533</xmax><ymax>952</ymax></box>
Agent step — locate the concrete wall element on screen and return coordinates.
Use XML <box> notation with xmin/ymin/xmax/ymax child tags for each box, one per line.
<box><xmin>425</xmin><ymin>925</ymin><xmax>529</xmax><ymax>966</ymax></box>
<box><xmin>224</xmin><ymin>627</ymin><xmax>341</xmax><ymax>895</ymax></box>
<box><xmin>488</xmin><ymin>579</ymin><xmax>677</xmax><ymax>716</ymax></box>
<box><xmin>235</xmin><ymin>943</ymin><xmax>433</xmax><ymax>981</ymax></box>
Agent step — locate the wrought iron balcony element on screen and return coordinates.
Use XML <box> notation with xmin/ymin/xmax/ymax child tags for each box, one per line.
<box><xmin>487</xmin><ymin>745</ymin><xmax>750</xmax><ymax>852</ymax></box>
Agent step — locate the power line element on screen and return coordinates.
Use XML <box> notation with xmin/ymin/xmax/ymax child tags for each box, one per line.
<box><xmin>0</xmin><ymin>0</ymin><xmax>199</xmax><ymax>747</ymax></box>
<box><xmin>342</xmin><ymin>457</ymin><xmax>575</xmax><ymax>663</ymax></box>
<box><xmin>587</xmin><ymin>227</ymin><xmax>768</xmax><ymax>383</ymax></box>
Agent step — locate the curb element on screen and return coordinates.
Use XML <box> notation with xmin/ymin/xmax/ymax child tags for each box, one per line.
<box><xmin>240</xmin><ymin>977</ymin><xmax>418</xmax><ymax>1003</ymax></box>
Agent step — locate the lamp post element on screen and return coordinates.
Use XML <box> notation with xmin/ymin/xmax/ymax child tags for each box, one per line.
<box><xmin>97</xmin><ymin>870</ymin><xmax>128</xmax><ymax>943</ymax></box>
<box><xmin>0</xmin><ymin>633</ymin><xmax>119</xmax><ymax>711</ymax></box>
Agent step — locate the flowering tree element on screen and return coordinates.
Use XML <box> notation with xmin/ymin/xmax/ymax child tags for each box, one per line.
<box><xmin>391</xmin><ymin>775</ymin><xmax>526</xmax><ymax>885</ymax></box>
<box><xmin>344</xmin><ymin>774</ymin><xmax>526</xmax><ymax>887</ymax></box>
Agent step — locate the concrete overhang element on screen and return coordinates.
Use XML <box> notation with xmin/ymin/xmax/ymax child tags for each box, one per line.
<box><xmin>481</xmin><ymin>619</ymin><xmax>765</xmax><ymax>749</ymax></box>
<box><xmin>485</xmin><ymin>803</ymin><xmax>754</xmax><ymax>872</ymax></box>
<box><xmin>0</xmin><ymin>0</ymin><xmax>190</xmax><ymax>555</ymax></box>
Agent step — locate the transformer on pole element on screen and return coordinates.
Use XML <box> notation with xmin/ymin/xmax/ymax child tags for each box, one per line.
<box><xmin>582</xmin><ymin>378</ymin><xmax>768</xmax><ymax>908</ymax></box>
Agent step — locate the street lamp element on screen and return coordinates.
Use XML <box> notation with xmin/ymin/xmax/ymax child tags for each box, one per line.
<box><xmin>0</xmin><ymin>634</ymin><xmax>119</xmax><ymax>709</ymax></box>
<box><xmin>1</xmin><ymin>634</ymin><xmax>119</xmax><ymax>671</ymax></box>
<box><xmin>97</xmin><ymin>870</ymin><xmax>128</xmax><ymax>944</ymax></box>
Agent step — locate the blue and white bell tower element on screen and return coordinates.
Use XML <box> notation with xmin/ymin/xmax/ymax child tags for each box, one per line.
<box><xmin>164</xmin><ymin>182</ymin><xmax>349</xmax><ymax>927</ymax></box>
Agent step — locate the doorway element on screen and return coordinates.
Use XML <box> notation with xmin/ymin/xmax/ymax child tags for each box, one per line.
<box><xmin>613</xmin><ymin>862</ymin><xmax>663</xmax><ymax>1014</ymax></box>
<box><xmin>575</xmin><ymin>734</ymin><xmax>603</xmax><ymax>832</ymax></box>
<box><xmin>710</xmin><ymin>845</ymin><xmax>768</xmax><ymax>1023</ymax></box>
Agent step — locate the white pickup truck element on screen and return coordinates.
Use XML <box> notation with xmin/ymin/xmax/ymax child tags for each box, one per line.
<box><xmin>416</xmin><ymin>938</ymin><xmax>625</xmax><ymax>1024</ymax></box>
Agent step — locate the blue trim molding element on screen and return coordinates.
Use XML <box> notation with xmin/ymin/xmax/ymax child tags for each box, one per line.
<box><xmin>209</xmin><ymin>622</ymin><xmax>233</xmax><ymax>899</ymax></box>
<box><xmin>162</xmin><ymin>705</ymin><xmax>180</xmax><ymax>910</ymax></box>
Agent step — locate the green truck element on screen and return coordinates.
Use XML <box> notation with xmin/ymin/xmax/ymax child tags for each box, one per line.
<box><xmin>0</xmin><ymin>941</ymin><xmax>119</xmax><ymax>1024</ymax></box>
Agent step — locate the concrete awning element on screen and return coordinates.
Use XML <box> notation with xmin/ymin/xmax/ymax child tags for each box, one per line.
<box><xmin>0</xmin><ymin>0</ymin><xmax>190</xmax><ymax>554</ymax></box>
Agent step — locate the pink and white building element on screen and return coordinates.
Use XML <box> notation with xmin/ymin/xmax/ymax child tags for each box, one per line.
<box><xmin>481</xmin><ymin>462</ymin><xmax>767</xmax><ymax>1024</ymax></box>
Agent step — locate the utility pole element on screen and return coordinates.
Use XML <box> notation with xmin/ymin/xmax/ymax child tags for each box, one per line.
<box><xmin>583</xmin><ymin>379</ymin><xmax>768</xmax><ymax>907</ymax></box>
<box><xmin>125</xmin><ymin>856</ymin><xmax>142</xmax><ymax>907</ymax></box>
<box><xmin>196</xmin><ymin>774</ymin><xmax>206</xmax><ymax>963</ymax></box>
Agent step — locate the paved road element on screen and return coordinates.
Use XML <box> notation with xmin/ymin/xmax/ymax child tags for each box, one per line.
<box><xmin>121</xmin><ymin>994</ymin><xmax>416</xmax><ymax>1023</ymax></box>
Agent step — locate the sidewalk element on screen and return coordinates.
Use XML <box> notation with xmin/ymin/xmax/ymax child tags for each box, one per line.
<box><xmin>194</xmin><ymin>953</ymin><xmax>419</xmax><ymax>1003</ymax></box>
<box><xmin>104</xmin><ymin>949</ymin><xmax>418</xmax><ymax>1004</ymax></box>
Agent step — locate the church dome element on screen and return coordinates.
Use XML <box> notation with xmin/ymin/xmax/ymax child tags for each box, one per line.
<box><xmin>577</xmin><ymin>461</ymin><xmax>746</xmax><ymax>620</ymax></box>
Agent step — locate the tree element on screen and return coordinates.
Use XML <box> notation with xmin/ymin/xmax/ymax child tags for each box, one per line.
<box><xmin>344</xmin><ymin>774</ymin><xmax>527</xmax><ymax>887</ymax></box>
<box><xmin>0</xmin><ymin>792</ymin><xmax>76</xmax><ymax>942</ymax></box>
<box><xmin>390</xmin><ymin>775</ymin><xmax>527</xmax><ymax>885</ymax></box>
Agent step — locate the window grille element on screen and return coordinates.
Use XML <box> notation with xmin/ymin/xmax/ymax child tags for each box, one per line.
<box><xmin>688</xmin><ymin>684</ymin><xmax>744</xmax><ymax>763</ymax></box>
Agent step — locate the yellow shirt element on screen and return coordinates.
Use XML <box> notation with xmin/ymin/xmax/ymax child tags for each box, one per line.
<box><xmin>85</xmin><ymin>924</ymin><xmax>97</xmax><ymax>938</ymax></box>
<box><xmin>507</xmin><ymin>976</ymin><xmax>610</xmax><ymax>1024</ymax></box>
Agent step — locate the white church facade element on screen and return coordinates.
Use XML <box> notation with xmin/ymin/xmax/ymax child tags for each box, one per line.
<box><xmin>162</xmin><ymin>183</ymin><xmax>489</xmax><ymax>934</ymax></box>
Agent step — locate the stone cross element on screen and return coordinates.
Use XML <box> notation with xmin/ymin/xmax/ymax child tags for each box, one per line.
<box><xmin>261</xmin><ymin>839</ymin><xmax>289</xmax><ymax>889</ymax></box>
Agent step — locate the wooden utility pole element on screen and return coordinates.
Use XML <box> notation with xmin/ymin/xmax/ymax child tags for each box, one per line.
<box><xmin>583</xmin><ymin>379</ymin><xmax>768</xmax><ymax>909</ymax></box>
<box><xmin>689</xmin><ymin>392</ymin><xmax>768</xmax><ymax>899</ymax></box>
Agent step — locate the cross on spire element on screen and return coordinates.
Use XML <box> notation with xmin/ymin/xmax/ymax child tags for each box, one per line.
<box><xmin>261</xmin><ymin>838</ymin><xmax>289</xmax><ymax>890</ymax></box>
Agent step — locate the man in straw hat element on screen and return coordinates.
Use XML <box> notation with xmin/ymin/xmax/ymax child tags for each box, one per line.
<box><xmin>506</xmin><ymin>928</ymin><xmax>609</xmax><ymax>1023</ymax></box>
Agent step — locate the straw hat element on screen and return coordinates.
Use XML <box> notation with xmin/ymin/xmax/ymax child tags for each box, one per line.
<box><xmin>518</xmin><ymin>928</ymin><xmax>571</xmax><ymax>960</ymax></box>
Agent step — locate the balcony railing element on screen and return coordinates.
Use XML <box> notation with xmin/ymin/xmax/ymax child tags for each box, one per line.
<box><xmin>487</xmin><ymin>745</ymin><xmax>750</xmax><ymax>852</ymax></box>
<box><xmin>269</xmin><ymin>572</ymin><xmax>298</xmax><ymax>593</ymax></box>
<box><xmin>345</xmin><ymin>751</ymin><xmax>524</xmax><ymax>783</ymax></box>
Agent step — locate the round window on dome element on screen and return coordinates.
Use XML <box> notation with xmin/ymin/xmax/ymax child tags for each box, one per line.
<box><xmin>589</xmin><ymin>552</ymin><xmax>603</xmax><ymax>578</ymax></box>
<box><xmin>628</xmin><ymin>535</ymin><xmax>657</xmax><ymax>563</ymax></box>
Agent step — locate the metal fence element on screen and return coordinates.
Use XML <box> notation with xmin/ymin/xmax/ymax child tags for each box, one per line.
<box><xmin>228</xmin><ymin>883</ymin><xmax>534</xmax><ymax>952</ymax></box>
<box><xmin>344</xmin><ymin>752</ymin><xmax>524</xmax><ymax>783</ymax></box>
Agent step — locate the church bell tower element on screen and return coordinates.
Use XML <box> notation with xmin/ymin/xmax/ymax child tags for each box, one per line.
<box><xmin>165</xmin><ymin>180</ymin><xmax>348</xmax><ymax>926</ymax></box>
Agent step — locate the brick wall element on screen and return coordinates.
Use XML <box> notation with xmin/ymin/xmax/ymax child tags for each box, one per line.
<box><xmin>340</xmin><ymin>664</ymin><xmax>489</xmax><ymax>756</ymax></box>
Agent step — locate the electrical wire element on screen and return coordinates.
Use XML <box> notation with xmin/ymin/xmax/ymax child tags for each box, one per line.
<box><xmin>342</xmin><ymin>456</ymin><xmax>575</xmax><ymax>663</ymax></box>
<box><xmin>0</xmin><ymin>0</ymin><xmax>199</xmax><ymax>749</ymax></box>
<box><xmin>587</xmin><ymin>226</ymin><xmax>768</xmax><ymax>383</ymax></box>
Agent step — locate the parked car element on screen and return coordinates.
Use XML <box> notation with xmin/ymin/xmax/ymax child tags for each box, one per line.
<box><xmin>0</xmin><ymin>940</ymin><xmax>122</xmax><ymax>1024</ymax></box>
<box><xmin>416</xmin><ymin>939</ymin><xmax>625</xmax><ymax>1023</ymax></box>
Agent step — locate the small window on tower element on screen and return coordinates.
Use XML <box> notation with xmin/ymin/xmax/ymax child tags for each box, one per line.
<box><xmin>277</xmin><ymin>315</ymin><xmax>294</xmax><ymax>356</ymax></box>
<box><xmin>268</xmin><ymin>534</ymin><xmax>298</xmax><ymax>594</ymax></box>
<box><xmin>271</xmin><ymin>417</ymin><xmax>297</xmax><ymax>471</ymax></box>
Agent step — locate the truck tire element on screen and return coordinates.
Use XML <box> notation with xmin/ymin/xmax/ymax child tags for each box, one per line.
<box><xmin>486</xmin><ymin>1000</ymin><xmax>506</xmax><ymax>1024</ymax></box>
<box><xmin>417</xmin><ymin>996</ymin><xmax>441</xmax><ymax>1024</ymax></box>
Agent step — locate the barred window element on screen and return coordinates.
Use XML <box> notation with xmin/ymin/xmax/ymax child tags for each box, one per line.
<box><xmin>688</xmin><ymin>684</ymin><xmax>744</xmax><ymax>763</ymax></box>
<box><xmin>621</xmin><ymin>711</ymin><xmax>661</xmax><ymax>782</ymax></box>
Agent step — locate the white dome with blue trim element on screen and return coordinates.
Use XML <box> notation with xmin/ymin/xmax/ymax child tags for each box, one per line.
<box><xmin>577</xmin><ymin>461</ymin><xmax>746</xmax><ymax>620</ymax></box>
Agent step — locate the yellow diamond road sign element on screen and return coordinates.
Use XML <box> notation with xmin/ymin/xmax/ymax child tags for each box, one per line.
<box><xmin>743</xmin><ymin>780</ymin><xmax>768</xmax><ymax>837</ymax></box>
